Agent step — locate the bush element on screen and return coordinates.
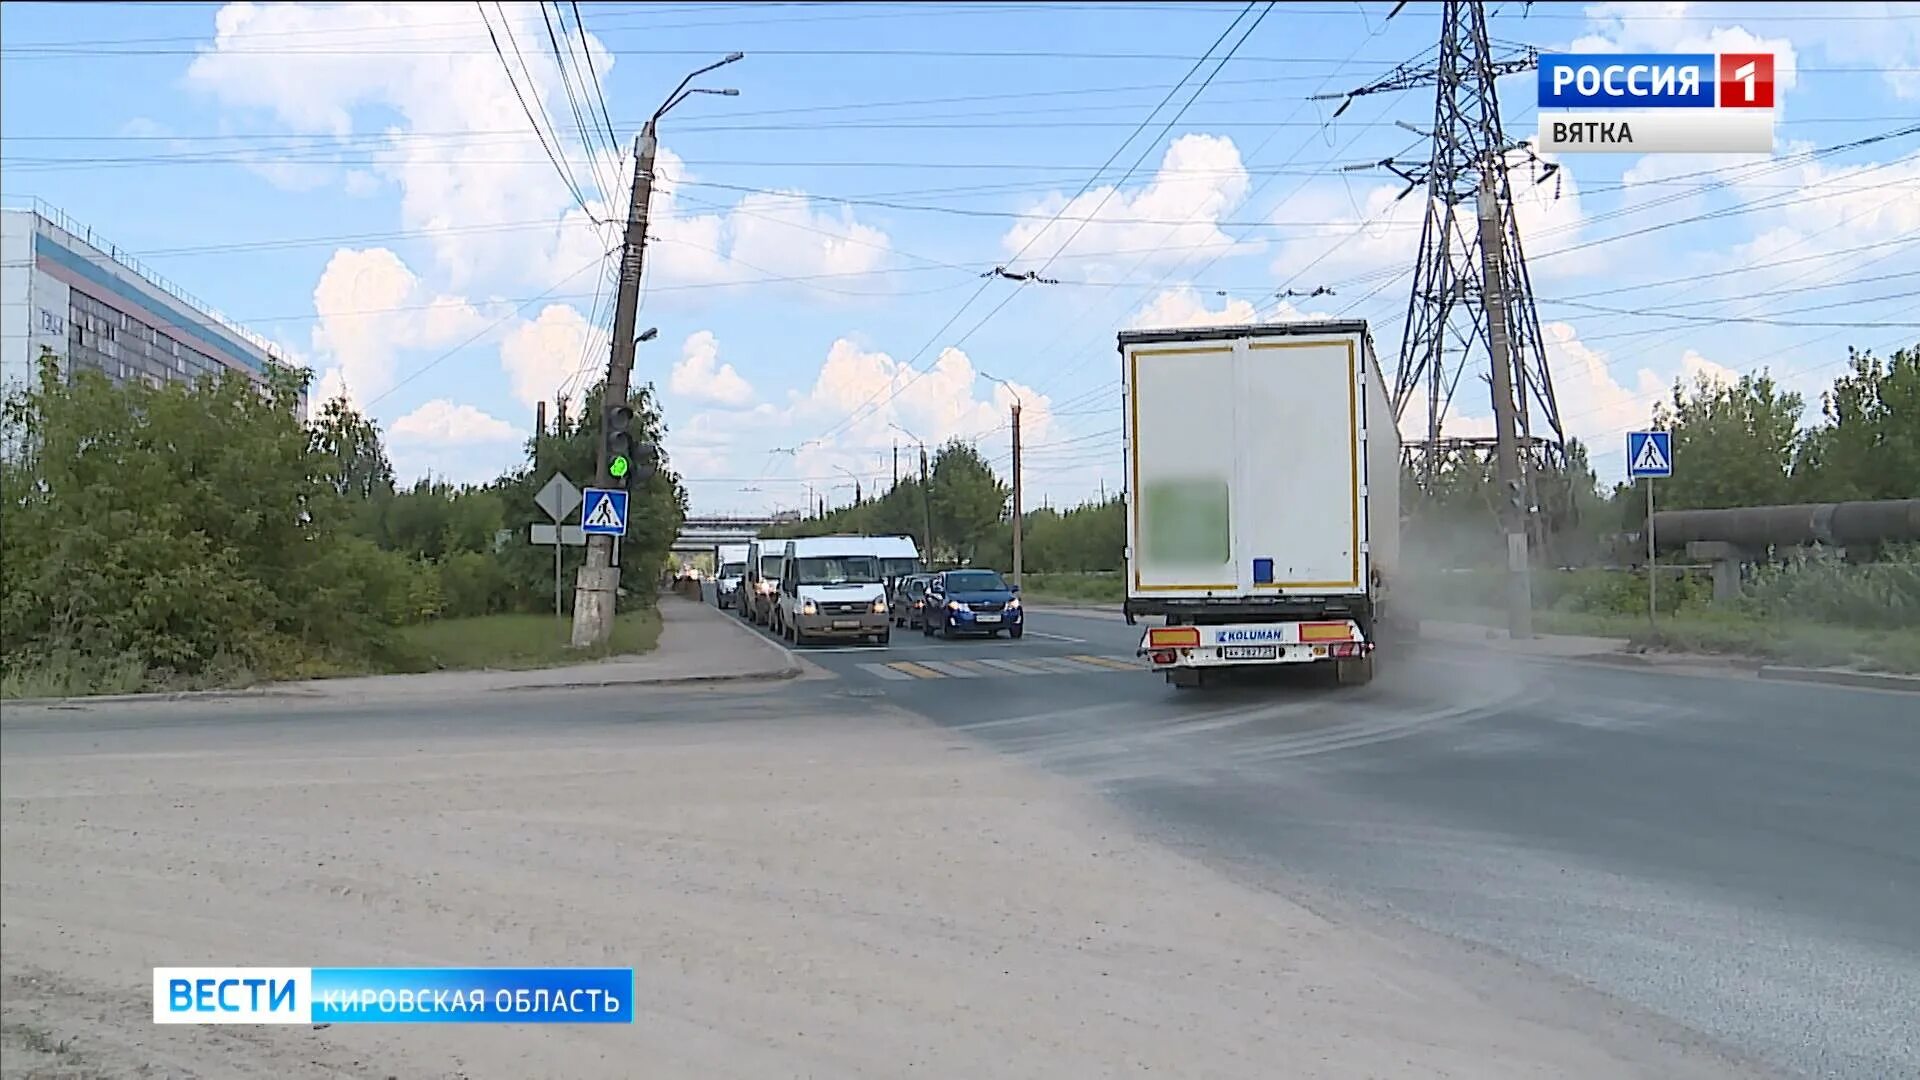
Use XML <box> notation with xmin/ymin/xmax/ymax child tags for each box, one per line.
<box><xmin>1742</xmin><ymin>547</ymin><xmax>1920</xmax><ymax>629</ymax></box>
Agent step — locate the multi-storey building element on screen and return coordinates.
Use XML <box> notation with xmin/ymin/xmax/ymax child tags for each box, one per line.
<box><xmin>1</xmin><ymin>201</ymin><xmax>301</xmax><ymax>415</ymax></box>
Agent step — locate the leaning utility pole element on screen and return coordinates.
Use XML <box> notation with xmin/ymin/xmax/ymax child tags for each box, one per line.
<box><xmin>1009</xmin><ymin>401</ymin><xmax>1023</xmax><ymax>589</ymax></box>
<box><xmin>569</xmin><ymin>127</ymin><xmax>656</xmax><ymax>650</ymax></box>
<box><xmin>1480</xmin><ymin>169</ymin><xmax>1532</xmax><ymax>639</ymax></box>
<box><xmin>570</xmin><ymin>53</ymin><xmax>742</xmax><ymax>648</ymax></box>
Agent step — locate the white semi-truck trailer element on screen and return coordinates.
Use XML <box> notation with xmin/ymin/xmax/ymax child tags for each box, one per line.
<box><xmin>1119</xmin><ymin>320</ymin><xmax>1401</xmax><ymax>688</ymax></box>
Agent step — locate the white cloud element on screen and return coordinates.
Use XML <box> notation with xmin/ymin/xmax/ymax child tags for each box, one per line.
<box><xmin>700</xmin><ymin>339</ymin><xmax>1059</xmax><ymax>503</ymax></box>
<box><xmin>668</xmin><ymin>330</ymin><xmax>755</xmax><ymax>407</ymax></box>
<box><xmin>389</xmin><ymin>398</ymin><xmax>522</xmax><ymax>445</ymax></box>
<box><xmin>383</xmin><ymin>399</ymin><xmax>524</xmax><ymax>485</ymax></box>
<box><xmin>308</xmin><ymin>247</ymin><xmax>486</xmax><ymax>409</ymax></box>
<box><xmin>1128</xmin><ymin>287</ymin><xmax>1258</xmax><ymax>330</ymax></box>
<box><xmin>1725</xmin><ymin>147</ymin><xmax>1920</xmax><ymax>277</ymax></box>
<box><xmin>1543</xmin><ymin>322</ymin><xmax>1738</xmax><ymax>447</ymax></box>
<box><xmin>1000</xmin><ymin>133</ymin><xmax>1256</xmax><ymax>274</ymax></box>
<box><xmin>498</xmin><ymin>303</ymin><xmax>597</xmax><ymax>417</ymax></box>
<box><xmin>1126</xmin><ymin>287</ymin><xmax>1337</xmax><ymax>330</ymax></box>
<box><xmin>664</xmin><ymin>408</ymin><xmax>745</xmax><ymax>480</ymax></box>
<box><xmin>188</xmin><ymin>5</ymin><xmax>890</xmax><ymax>296</ymax></box>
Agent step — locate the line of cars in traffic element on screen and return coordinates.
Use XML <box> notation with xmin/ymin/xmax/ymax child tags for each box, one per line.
<box><xmin>714</xmin><ymin>535</ymin><xmax>1024</xmax><ymax>647</ymax></box>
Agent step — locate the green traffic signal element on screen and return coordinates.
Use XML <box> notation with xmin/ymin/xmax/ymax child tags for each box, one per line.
<box><xmin>610</xmin><ymin>455</ymin><xmax>630</xmax><ymax>479</ymax></box>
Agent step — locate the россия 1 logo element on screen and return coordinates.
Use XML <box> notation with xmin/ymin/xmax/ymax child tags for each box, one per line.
<box><xmin>1536</xmin><ymin>52</ymin><xmax>1776</xmax><ymax>155</ymax></box>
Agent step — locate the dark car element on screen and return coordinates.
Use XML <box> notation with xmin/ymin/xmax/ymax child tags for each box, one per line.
<box><xmin>921</xmin><ymin>569</ymin><xmax>1023</xmax><ymax>640</ymax></box>
<box><xmin>890</xmin><ymin>574</ymin><xmax>934</xmax><ymax>630</ymax></box>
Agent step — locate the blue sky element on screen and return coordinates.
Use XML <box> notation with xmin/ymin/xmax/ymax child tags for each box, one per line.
<box><xmin>3</xmin><ymin>1</ymin><xmax>1917</xmax><ymax>515</ymax></box>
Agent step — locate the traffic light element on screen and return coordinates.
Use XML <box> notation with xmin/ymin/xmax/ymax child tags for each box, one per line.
<box><xmin>605</xmin><ymin>404</ymin><xmax>636</xmax><ymax>485</ymax></box>
<box><xmin>631</xmin><ymin>440</ymin><xmax>660</xmax><ymax>484</ymax></box>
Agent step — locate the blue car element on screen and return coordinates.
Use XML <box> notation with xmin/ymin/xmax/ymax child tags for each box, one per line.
<box><xmin>921</xmin><ymin>568</ymin><xmax>1024</xmax><ymax>640</ymax></box>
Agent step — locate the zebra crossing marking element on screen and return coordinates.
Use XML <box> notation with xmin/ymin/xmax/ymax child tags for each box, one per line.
<box><xmin>856</xmin><ymin>654</ymin><xmax>1141</xmax><ymax>680</ymax></box>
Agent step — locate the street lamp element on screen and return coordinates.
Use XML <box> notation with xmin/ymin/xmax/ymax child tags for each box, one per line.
<box><xmin>654</xmin><ymin>52</ymin><xmax>744</xmax><ymax>125</ymax></box>
<box><xmin>636</xmin><ymin>326</ymin><xmax>658</xmax><ymax>344</ymax></box>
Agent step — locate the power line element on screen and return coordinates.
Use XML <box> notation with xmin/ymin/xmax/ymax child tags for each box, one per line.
<box><xmin>539</xmin><ymin>0</ymin><xmax>616</xmax><ymax>204</ymax></box>
<box><xmin>1024</xmin><ymin>17</ymin><xmax>1412</xmax><ymax>406</ymax></box>
<box><xmin>790</xmin><ymin>1</ymin><xmax>1270</xmax><ymax>452</ymax></box>
<box><xmin>566</xmin><ymin>1</ymin><xmax>622</xmax><ymax>156</ymax></box>
<box><xmin>362</xmin><ymin>249</ymin><xmax>615</xmax><ymax>411</ymax></box>
<box><xmin>475</xmin><ymin>1</ymin><xmax>594</xmax><ymax>220</ymax></box>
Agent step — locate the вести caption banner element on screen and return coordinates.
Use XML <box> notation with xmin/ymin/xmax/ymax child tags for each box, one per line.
<box><xmin>153</xmin><ymin>967</ymin><xmax>635</xmax><ymax>1024</ymax></box>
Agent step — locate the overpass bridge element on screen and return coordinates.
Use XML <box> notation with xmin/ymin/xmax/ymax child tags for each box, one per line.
<box><xmin>672</xmin><ymin>514</ymin><xmax>794</xmax><ymax>553</ymax></box>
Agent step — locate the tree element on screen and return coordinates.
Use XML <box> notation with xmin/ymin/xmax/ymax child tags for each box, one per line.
<box><xmin>1795</xmin><ymin>344</ymin><xmax>1920</xmax><ymax>502</ymax></box>
<box><xmin>489</xmin><ymin>379</ymin><xmax>684</xmax><ymax>612</ymax></box>
<box><xmin>1651</xmin><ymin>368</ymin><xmax>1804</xmax><ymax>510</ymax></box>
<box><xmin>309</xmin><ymin>394</ymin><xmax>395</xmax><ymax>503</ymax></box>
<box><xmin>0</xmin><ymin>358</ymin><xmax>419</xmax><ymax>683</ymax></box>
<box><xmin>927</xmin><ymin>439</ymin><xmax>1008</xmax><ymax>563</ymax></box>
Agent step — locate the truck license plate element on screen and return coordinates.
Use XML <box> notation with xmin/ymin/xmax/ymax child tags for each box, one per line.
<box><xmin>1222</xmin><ymin>645</ymin><xmax>1277</xmax><ymax>660</ymax></box>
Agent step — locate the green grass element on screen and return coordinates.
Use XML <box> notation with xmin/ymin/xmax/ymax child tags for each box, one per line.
<box><xmin>1</xmin><ymin>608</ymin><xmax>665</xmax><ymax>700</ymax></box>
<box><xmin>1445</xmin><ymin>605</ymin><xmax>1920</xmax><ymax>674</ymax></box>
<box><xmin>385</xmin><ymin>608</ymin><xmax>663</xmax><ymax>673</ymax></box>
<box><xmin>1017</xmin><ymin>571</ymin><xmax>1124</xmax><ymax>604</ymax></box>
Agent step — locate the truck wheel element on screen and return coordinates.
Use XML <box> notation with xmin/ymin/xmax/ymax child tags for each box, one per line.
<box><xmin>1334</xmin><ymin>657</ymin><xmax>1374</xmax><ymax>687</ymax></box>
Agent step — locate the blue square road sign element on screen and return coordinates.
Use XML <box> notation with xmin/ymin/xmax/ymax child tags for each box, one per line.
<box><xmin>1627</xmin><ymin>431</ymin><xmax>1673</xmax><ymax>479</ymax></box>
<box><xmin>580</xmin><ymin>488</ymin><xmax>629</xmax><ymax>536</ymax></box>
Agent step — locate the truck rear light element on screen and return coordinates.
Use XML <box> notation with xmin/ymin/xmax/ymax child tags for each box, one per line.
<box><xmin>1329</xmin><ymin>642</ymin><xmax>1372</xmax><ymax>659</ymax></box>
<box><xmin>1150</xmin><ymin>650</ymin><xmax>1177</xmax><ymax>665</ymax></box>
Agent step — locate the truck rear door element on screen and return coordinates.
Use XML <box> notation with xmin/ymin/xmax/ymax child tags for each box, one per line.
<box><xmin>1127</xmin><ymin>333</ymin><xmax>1367</xmax><ymax>598</ymax></box>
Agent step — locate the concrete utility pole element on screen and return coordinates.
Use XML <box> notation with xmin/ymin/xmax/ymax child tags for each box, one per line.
<box><xmin>1010</xmin><ymin>401</ymin><xmax>1023</xmax><ymax>588</ymax></box>
<box><xmin>569</xmin><ymin>128</ymin><xmax>655</xmax><ymax>649</ymax></box>
<box><xmin>920</xmin><ymin>446</ymin><xmax>933</xmax><ymax>560</ymax></box>
<box><xmin>977</xmin><ymin>371</ymin><xmax>1023</xmax><ymax>585</ymax></box>
<box><xmin>892</xmin><ymin>442</ymin><xmax>899</xmax><ymax>489</ymax></box>
<box><xmin>570</xmin><ymin>53</ymin><xmax>742</xmax><ymax>649</ymax></box>
<box><xmin>1478</xmin><ymin>169</ymin><xmax>1533</xmax><ymax>640</ymax></box>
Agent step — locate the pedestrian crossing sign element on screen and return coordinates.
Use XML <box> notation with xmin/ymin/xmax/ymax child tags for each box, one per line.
<box><xmin>581</xmin><ymin>488</ymin><xmax>629</xmax><ymax>536</ymax></box>
<box><xmin>1627</xmin><ymin>431</ymin><xmax>1673</xmax><ymax>479</ymax></box>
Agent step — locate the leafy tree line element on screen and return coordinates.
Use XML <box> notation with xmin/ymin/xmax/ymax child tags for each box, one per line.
<box><xmin>761</xmin><ymin>344</ymin><xmax>1918</xmax><ymax>580</ymax></box>
<box><xmin>1</xmin><ymin>351</ymin><xmax>684</xmax><ymax>689</ymax></box>
<box><xmin>756</xmin><ymin>436</ymin><xmax>1125</xmax><ymax>574</ymax></box>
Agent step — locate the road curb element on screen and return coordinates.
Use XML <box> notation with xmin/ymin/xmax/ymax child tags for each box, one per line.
<box><xmin>490</xmin><ymin>665</ymin><xmax>804</xmax><ymax>693</ymax></box>
<box><xmin>1756</xmin><ymin>665</ymin><xmax>1920</xmax><ymax>693</ymax></box>
<box><xmin>1</xmin><ymin>686</ymin><xmax>325</xmax><ymax>709</ymax></box>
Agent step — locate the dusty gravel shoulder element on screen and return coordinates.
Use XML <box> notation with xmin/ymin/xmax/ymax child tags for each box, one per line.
<box><xmin>2</xmin><ymin>686</ymin><xmax>1757</xmax><ymax>1079</ymax></box>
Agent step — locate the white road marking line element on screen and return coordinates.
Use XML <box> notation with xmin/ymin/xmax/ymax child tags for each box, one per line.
<box><xmin>918</xmin><ymin>661</ymin><xmax>984</xmax><ymax>678</ymax></box>
<box><xmin>1022</xmin><ymin>631</ymin><xmax>1087</xmax><ymax>643</ymax></box>
<box><xmin>975</xmin><ymin>658</ymin><xmax>1050</xmax><ymax>675</ymax></box>
<box><xmin>1024</xmin><ymin>656</ymin><xmax>1117</xmax><ymax>674</ymax></box>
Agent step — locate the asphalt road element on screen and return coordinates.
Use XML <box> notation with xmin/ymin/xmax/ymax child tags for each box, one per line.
<box><xmin>9</xmin><ymin>587</ymin><xmax>1913</xmax><ymax>1077</ymax></box>
<box><xmin>714</xmin><ymin>590</ymin><xmax>1920</xmax><ymax>1080</ymax></box>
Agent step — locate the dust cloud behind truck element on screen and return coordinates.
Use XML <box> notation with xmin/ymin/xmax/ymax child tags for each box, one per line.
<box><xmin>1120</xmin><ymin>320</ymin><xmax>1400</xmax><ymax>688</ymax></box>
